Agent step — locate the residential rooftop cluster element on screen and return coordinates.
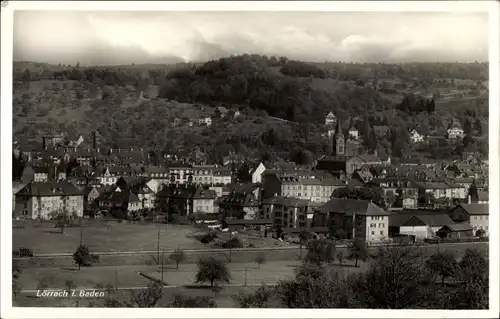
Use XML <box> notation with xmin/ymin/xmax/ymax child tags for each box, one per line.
<box><xmin>12</xmin><ymin>119</ymin><xmax>489</xmax><ymax>245</ymax></box>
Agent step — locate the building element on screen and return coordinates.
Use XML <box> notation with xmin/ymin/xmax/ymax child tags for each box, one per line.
<box><xmin>324</xmin><ymin>112</ymin><xmax>337</xmax><ymax>127</ymax></box>
<box><xmin>389</xmin><ymin>212</ymin><xmax>456</xmax><ymax>240</ymax></box>
<box><xmin>98</xmin><ymin>166</ymin><xmax>135</xmax><ymax>186</ymax></box>
<box><xmin>167</xmin><ymin>163</ymin><xmax>194</xmax><ymax>185</ymax></box>
<box><xmin>251</xmin><ymin>162</ymin><xmax>266</xmax><ymax>184</ymax></box>
<box><xmin>436</xmin><ymin>224</ymin><xmax>474</xmax><ymax>239</ymax></box>
<box><xmin>409</xmin><ymin>129</ymin><xmax>425</xmax><ymax>143</ymax></box>
<box><xmin>155</xmin><ymin>183</ymin><xmax>198</xmax><ymax>217</ymax></box>
<box><xmin>198</xmin><ymin>116</ymin><xmax>212</xmax><ymax>126</ymax></box>
<box><xmin>21</xmin><ymin>166</ymin><xmax>50</xmax><ymax>183</ymax></box>
<box><xmin>262</xmin><ymin>172</ymin><xmax>346</xmax><ymax>203</ymax></box>
<box><xmin>192</xmin><ymin>187</ymin><xmax>217</xmax><ymax>215</ymax></box>
<box><xmin>317</xmin><ymin>198</ymin><xmax>390</xmax><ymax>243</ymax></box>
<box><xmin>448</xmin><ymin>203</ymin><xmax>489</xmax><ymax>236</ymax></box>
<box><xmin>447</xmin><ymin>126</ymin><xmax>464</xmax><ymax>139</ymax></box>
<box><xmin>192</xmin><ymin>165</ymin><xmax>232</xmax><ymax>185</ymax></box>
<box><xmin>348</xmin><ymin>127</ymin><xmax>359</xmax><ymax>140</ymax></box>
<box><xmin>261</xmin><ymin>195</ymin><xmax>311</xmax><ymax>229</ymax></box>
<box><xmin>219</xmin><ymin>191</ymin><xmax>260</xmax><ymax>220</ymax></box>
<box><xmin>14</xmin><ymin>181</ymin><xmax>84</xmax><ymax>219</ymax></box>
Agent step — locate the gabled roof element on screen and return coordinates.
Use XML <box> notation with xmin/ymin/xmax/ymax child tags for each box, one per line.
<box><xmin>193</xmin><ymin>188</ymin><xmax>217</xmax><ymax>200</ymax></box>
<box><xmin>16</xmin><ymin>181</ymin><xmax>83</xmax><ymax>197</ymax></box>
<box><xmin>319</xmin><ymin>199</ymin><xmax>389</xmax><ymax>216</ymax></box>
<box><xmin>439</xmin><ymin>223</ymin><xmax>473</xmax><ymax>232</ymax></box>
<box><xmin>401</xmin><ymin>214</ymin><xmax>455</xmax><ymax>228</ymax></box>
<box><xmin>459</xmin><ymin>203</ymin><xmax>489</xmax><ymax>215</ymax></box>
<box><xmin>358</xmin><ymin>154</ymin><xmax>382</xmax><ymax>163</ymax></box>
<box><xmin>261</xmin><ymin>195</ymin><xmax>310</xmax><ymax>207</ymax></box>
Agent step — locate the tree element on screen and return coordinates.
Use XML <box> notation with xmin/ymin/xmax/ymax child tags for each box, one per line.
<box><xmin>73</xmin><ymin>244</ymin><xmax>99</xmax><ymax>270</ymax></box>
<box><xmin>426</xmin><ymin>252</ymin><xmax>458</xmax><ymax>286</ymax></box>
<box><xmin>298</xmin><ymin>229</ymin><xmax>310</xmax><ymax>260</ymax></box>
<box><xmin>195</xmin><ymin>257</ymin><xmax>231</xmax><ymax>288</ymax></box>
<box><xmin>385</xmin><ymin>191</ymin><xmax>396</xmax><ymax>209</ymax></box>
<box><xmin>166</xmin><ymin>294</ymin><xmax>217</xmax><ymax>308</ymax></box>
<box><xmin>50</xmin><ymin>210</ymin><xmax>73</xmax><ymax>234</ymax></box>
<box><xmin>12</xmin><ymin>259</ymin><xmax>22</xmax><ymax>301</ymax></box>
<box><xmin>275</xmin><ymin>264</ymin><xmax>354</xmax><ymax>308</ymax></box>
<box><xmin>305</xmin><ymin>239</ymin><xmax>335</xmax><ymax>265</ymax></box>
<box><xmin>123</xmin><ymin>282</ymin><xmax>163</xmax><ymax>307</ymax></box>
<box><xmin>348</xmin><ymin>239</ymin><xmax>368</xmax><ymax>267</ymax></box>
<box><xmin>448</xmin><ymin>249</ymin><xmax>489</xmax><ymax>309</ymax></box>
<box><xmin>337</xmin><ymin>251</ymin><xmax>344</xmax><ymax>267</ymax></box>
<box><xmin>232</xmin><ymin>285</ymin><xmax>273</xmax><ymax>308</ymax></box>
<box><xmin>350</xmin><ymin>244</ymin><xmax>439</xmax><ymax>309</ymax></box>
<box><xmin>255</xmin><ymin>253</ymin><xmax>266</xmax><ymax>269</ymax></box>
<box><xmin>12</xmin><ymin>152</ymin><xmax>27</xmax><ymax>181</ymax></box>
<box><xmin>169</xmin><ymin>248</ymin><xmax>186</xmax><ymax>270</ymax></box>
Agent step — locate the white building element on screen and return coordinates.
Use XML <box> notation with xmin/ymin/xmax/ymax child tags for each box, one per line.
<box><xmin>409</xmin><ymin>129</ymin><xmax>425</xmax><ymax>143</ymax></box>
<box><xmin>447</xmin><ymin>127</ymin><xmax>464</xmax><ymax>139</ymax></box>
<box><xmin>251</xmin><ymin>162</ymin><xmax>266</xmax><ymax>184</ymax></box>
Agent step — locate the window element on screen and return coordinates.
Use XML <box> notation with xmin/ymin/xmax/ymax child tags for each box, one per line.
<box><xmin>379</xmin><ymin>223</ymin><xmax>384</xmax><ymax>228</ymax></box>
<box><xmin>371</xmin><ymin>231</ymin><xmax>375</xmax><ymax>235</ymax></box>
<box><xmin>380</xmin><ymin>230</ymin><xmax>384</xmax><ymax>236</ymax></box>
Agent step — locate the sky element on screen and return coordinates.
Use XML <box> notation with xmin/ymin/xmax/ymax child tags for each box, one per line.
<box><xmin>13</xmin><ymin>11</ymin><xmax>489</xmax><ymax>65</ymax></box>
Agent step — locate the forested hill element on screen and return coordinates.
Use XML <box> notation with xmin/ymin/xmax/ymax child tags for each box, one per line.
<box><xmin>155</xmin><ymin>55</ymin><xmax>488</xmax><ymax>124</ymax></box>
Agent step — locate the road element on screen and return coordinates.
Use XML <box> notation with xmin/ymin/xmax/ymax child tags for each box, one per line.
<box><xmin>15</xmin><ymin>241</ymin><xmax>488</xmax><ymax>258</ymax></box>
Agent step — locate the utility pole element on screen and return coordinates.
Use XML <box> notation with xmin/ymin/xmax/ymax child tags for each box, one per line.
<box><xmin>157</xmin><ymin>223</ymin><xmax>160</xmax><ymax>262</ymax></box>
<box><xmin>79</xmin><ymin>219</ymin><xmax>83</xmax><ymax>245</ymax></box>
<box><xmin>161</xmin><ymin>249</ymin><xmax>165</xmax><ymax>285</ymax></box>
<box><xmin>115</xmin><ymin>269</ymin><xmax>118</xmax><ymax>291</ymax></box>
<box><xmin>244</xmin><ymin>253</ymin><xmax>248</xmax><ymax>287</ymax></box>
<box><xmin>229</xmin><ymin>229</ymin><xmax>232</xmax><ymax>263</ymax></box>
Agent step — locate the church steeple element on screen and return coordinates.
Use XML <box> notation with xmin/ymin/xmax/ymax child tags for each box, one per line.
<box><xmin>332</xmin><ymin>120</ymin><xmax>345</xmax><ymax>156</ymax></box>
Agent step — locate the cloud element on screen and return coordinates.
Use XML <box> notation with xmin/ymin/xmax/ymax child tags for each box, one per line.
<box><xmin>13</xmin><ymin>11</ymin><xmax>489</xmax><ymax>65</ymax></box>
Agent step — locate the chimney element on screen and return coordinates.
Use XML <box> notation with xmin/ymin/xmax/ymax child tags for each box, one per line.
<box><xmin>468</xmin><ymin>195</ymin><xmax>471</xmax><ymax>204</ymax></box>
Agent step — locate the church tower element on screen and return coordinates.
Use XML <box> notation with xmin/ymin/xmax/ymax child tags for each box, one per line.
<box><xmin>332</xmin><ymin>121</ymin><xmax>345</xmax><ymax>156</ymax></box>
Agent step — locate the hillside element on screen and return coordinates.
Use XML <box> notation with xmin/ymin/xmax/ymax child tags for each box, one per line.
<box><xmin>12</xmin><ymin>56</ymin><xmax>489</xmax><ymax>163</ymax></box>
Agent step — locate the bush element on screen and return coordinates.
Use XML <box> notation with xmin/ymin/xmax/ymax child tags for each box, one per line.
<box><xmin>222</xmin><ymin>237</ymin><xmax>243</xmax><ymax>249</ymax></box>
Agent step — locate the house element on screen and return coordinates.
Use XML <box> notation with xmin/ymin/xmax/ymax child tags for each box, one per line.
<box><xmin>155</xmin><ymin>183</ymin><xmax>198</xmax><ymax>217</ymax></box>
<box><xmin>101</xmin><ymin>186</ymin><xmax>142</xmax><ymax>214</ymax></box>
<box><xmin>448</xmin><ymin>203</ymin><xmax>489</xmax><ymax>236</ymax></box>
<box><xmin>215</xmin><ymin>106</ymin><xmax>229</xmax><ymax>118</ymax></box>
<box><xmin>98</xmin><ymin>166</ymin><xmax>135</xmax><ymax>186</ymax></box>
<box><xmin>198</xmin><ymin>116</ymin><xmax>212</xmax><ymax>126</ymax></box>
<box><xmin>222</xmin><ymin>219</ymin><xmax>272</xmax><ymax>235</ymax></box>
<box><xmin>209</xmin><ymin>185</ymin><xmax>231</xmax><ymax>198</ymax></box>
<box><xmin>366</xmin><ymin>178</ymin><xmax>419</xmax><ymax>209</ymax></box>
<box><xmin>409</xmin><ymin>129</ymin><xmax>425</xmax><ymax>143</ymax></box>
<box><xmin>219</xmin><ymin>191</ymin><xmax>260</xmax><ymax>220</ymax></box>
<box><xmin>436</xmin><ymin>224</ymin><xmax>474</xmax><ymax>239</ymax></box>
<box><xmin>445</xmin><ymin>182</ymin><xmax>468</xmax><ymax>200</ymax></box>
<box><xmin>389</xmin><ymin>212</ymin><xmax>456</xmax><ymax>240</ymax></box>
<box><xmin>85</xmin><ymin>185</ymin><xmax>108</xmax><ymax>212</ymax></box>
<box><xmin>261</xmin><ymin>195</ymin><xmax>311</xmax><ymax>229</ymax></box>
<box><xmin>317</xmin><ymin>198</ymin><xmax>390</xmax><ymax>243</ymax></box>
<box><xmin>192</xmin><ymin>187</ymin><xmax>217</xmax><ymax>215</ymax></box>
<box><xmin>348</xmin><ymin>127</ymin><xmax>359</xmax><ymax>140</ymax></box>
<box><xmin>262</xmin><ymin>172</ymin><xmax>346</xmax><ymax>203</ymax></box>
<box><xmin>192</xmin><ymin>165</ymin><xmax>232</xmax><ymax>185</ymax></box>
<box><xmin>251</xmin><ymin>162</ymin><xmax>266</xmax><ymax>184</ymax></box>
<box><xmin>167</xmin><ymin>163</ymin><xmax>194</xmax><ymax>185</ymax></box>
<box><xmin>416</xmin><ymin>182</ymin><xmax>451</xmax><ymax>200</ymax></box>
<box><xmin>324</xmin><ymin>112</ymin><xmax>337</xmax><ymax>127</ymax></box>
<box><xmin>14</xmin><ymin>181</ymin><xmax>84</xmax><ymax>219</ymax></box>
<box><xmin>476</xmin><ymin>190</ymin><xmax>489</xmax><ymax>204</ymax></box>
<box><xmin>447</xmin><ymin>126</ymin><xmax>464</xmax><ymax>139</ymax></box>
<box><xmin>21</xmin><ymin>166</ymin><xmax>50</xmax><ymax>183</ymax></box>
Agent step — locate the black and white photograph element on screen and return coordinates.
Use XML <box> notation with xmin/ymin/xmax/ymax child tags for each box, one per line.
<box><xmin>1</xmin><ymin>1</ymin><xmax>499</xmax><ymax>318</ymax></box>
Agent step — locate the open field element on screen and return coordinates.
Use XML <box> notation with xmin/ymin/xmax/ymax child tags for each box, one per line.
<box><xmin>18</xmin><ymin>261</ymin><xmax>308</xmax><ymax>290</ymax></box>
<box><xmin>15</xmin><ymin>260</ymin><xmax>369</xmax><ymax>307</ymax></box>
<box><xmin>13</xmin><ymin>223</ymin><xmax>206</xmax><ymax>255</ymax></box>
<box><xmin>13</xmin><ymin>221</ymin><xmax>291</xmax><ymax>255</ymax></box>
